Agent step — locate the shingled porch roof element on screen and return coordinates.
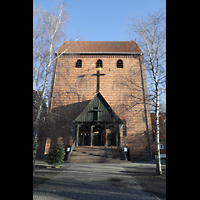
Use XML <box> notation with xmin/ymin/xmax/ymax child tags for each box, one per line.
<box><xmin>74</xmin><ymin>92</ymin><xmax>123</xmax><ymax>124</ymax></box>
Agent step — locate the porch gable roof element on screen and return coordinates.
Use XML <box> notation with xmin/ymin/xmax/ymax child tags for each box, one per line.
<box><xmin>74</xmin><ymin>92</ymin><xmax>122</xmax><ymax>124</ymax></box>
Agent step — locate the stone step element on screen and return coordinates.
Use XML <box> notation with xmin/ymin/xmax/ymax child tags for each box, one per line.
<box><xmin>66</xmin><ymin>146</ymin><xmax>130</xmax><ymax>163</ymax></box>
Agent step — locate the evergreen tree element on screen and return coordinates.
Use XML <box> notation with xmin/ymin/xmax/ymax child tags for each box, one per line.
<box><xmin>45</xmin><ymin>144</ymin><xmax>65</xmax><ymax>167</ymax></box>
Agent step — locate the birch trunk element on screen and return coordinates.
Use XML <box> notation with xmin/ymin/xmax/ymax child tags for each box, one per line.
<box><xmin>154</xmin><ymin>72</ymin><xmax>162</xmax><ymax>175</ymax></box>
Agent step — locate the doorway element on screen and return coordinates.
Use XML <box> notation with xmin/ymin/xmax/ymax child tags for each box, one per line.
<box><xmin>93</xmin><ymin>125</ymin><xmax>104</xmax><ymax>146</ymax></box>
<box><xmin>79</xmin><ymin>125</ymin><xmax>90</xmax><ymax>146</ymax></box>
<box><xmin>106</xmin><ymin>126</ymin><xmax>117</xmax><ymax>146</ymax></box>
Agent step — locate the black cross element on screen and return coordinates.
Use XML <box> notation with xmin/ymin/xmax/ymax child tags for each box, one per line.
<box><xmin>92</xmin><ymin>68</ymin><xmax>105</xmax><ymax>92</ymax></box>
<box><xmin>93</xmin><ymin>106</ymin><xmax>102</xmax><ymax>122</ymax></box>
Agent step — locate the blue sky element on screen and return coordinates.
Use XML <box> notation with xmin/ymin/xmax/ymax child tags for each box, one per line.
<box><xmin>33</xmin><ymin>0</ymin><xmax>166</xmax><ymax>41</ymax></box>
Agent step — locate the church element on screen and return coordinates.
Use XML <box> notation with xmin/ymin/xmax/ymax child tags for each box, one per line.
<box><xmin>37</xmin><ymin>41</ymin><xmax>152</xmax><ymax>161</ymax></box>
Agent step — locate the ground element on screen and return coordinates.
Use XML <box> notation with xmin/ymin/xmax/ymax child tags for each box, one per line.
<box><xmin>33</xmin><ymin>164</ymin><xmax>64</xmax><ymax>188</ymax></box>
<box><xmin>33</xmin><ymin>160</ymin><xmax>166</xmax><ymax>200</ymax></box>
<box><xmin>123</xmin><ymin>160</ymin><xmax>166</xmax><ymax>200</ymax></box>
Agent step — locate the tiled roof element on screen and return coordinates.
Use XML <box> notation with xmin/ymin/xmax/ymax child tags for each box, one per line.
<box><xmin>57</xmin><ymin>41</ymin><xmax>142</xmax><ymax>54</ymax></box>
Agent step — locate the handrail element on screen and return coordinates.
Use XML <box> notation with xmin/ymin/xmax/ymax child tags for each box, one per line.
<box><xmin>68</xmin><ymin>140</ymin><xmax>76</xmax><ymax>157</ymax></box>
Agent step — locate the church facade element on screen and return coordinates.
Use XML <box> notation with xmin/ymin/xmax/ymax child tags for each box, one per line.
<box><xmin>37</xmin><ymin>41</ymin><xmax>152</xmax><ymax>161</ymax></box>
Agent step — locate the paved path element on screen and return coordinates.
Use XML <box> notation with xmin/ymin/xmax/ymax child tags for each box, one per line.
<box><xmin>123</xmin><ymin>161</ymin><xmax>166</xmax><ymax>200</ymax></box>
<box><xmin>33</xmin><ymin>162</ymin><xmax>160</xmax><ymax>200</ymax></box>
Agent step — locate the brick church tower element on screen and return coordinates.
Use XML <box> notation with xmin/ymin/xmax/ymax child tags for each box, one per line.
<box><xmin>42</xmin><ymin>41</ymin><xmax>152</xmax><ymax>161</ymax></box>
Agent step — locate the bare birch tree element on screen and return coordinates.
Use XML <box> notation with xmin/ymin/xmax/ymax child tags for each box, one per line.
<box><xmin>33</xmin><ymin>0</ymin><xmax>73</xmax><ymax>174</ymax></box>
<box><xmin>130</xmin><ymin>9</ymin><xmax>166</xmax><ymax>175</ymax></box>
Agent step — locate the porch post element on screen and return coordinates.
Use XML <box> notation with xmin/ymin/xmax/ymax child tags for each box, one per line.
<box><xmin>76</xmin><ymin>124</ymin><xmax>79</xmax><ymax>146</ymax></box>
<box><xmin>118</xmin><ymin>124</ymin><xmax>122</xmax><ymax>146</ymax></box>
<box><xmin>115</xmin><ymin>124</ymin><xmax>119</xmax><ymax>146</ymax></box>
<box><xmin>101</xmin><ymin>126</ymin><xmax>103</xmax><ymax>146</ymax></box>
<box><xmin>90</xmin><ymin>125</ymin><xmax>94</xmax><ymax>146</ymax></box>
<box><xmin>104</xmin><ymin>124</ymin><xmax>107</xmax><ymax>146</ymax></box>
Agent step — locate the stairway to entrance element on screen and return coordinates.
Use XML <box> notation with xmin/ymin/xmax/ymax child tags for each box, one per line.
<box><xmin>66</xmin><ymin>146</ymin><xmax>130</xmax><ymax>163</ymax></box>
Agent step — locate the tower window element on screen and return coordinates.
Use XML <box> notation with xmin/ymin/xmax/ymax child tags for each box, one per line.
<box><xmin>96</xmin><ymin>59</ymin><xmax>103</xmax><ymax>68</ymax></box>
<box><xmin>117</xmin><ymin>59</ymin><xmax>123</xmax><ymax>68</ymax></box>
<box><xmin>75</xmin><ymin>59</ymin><xmax>82</xmax><ymax>68</ymax></box>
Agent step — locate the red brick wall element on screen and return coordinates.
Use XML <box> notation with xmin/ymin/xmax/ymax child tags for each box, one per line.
<box><xmin>48</xmin><ymin>53</ymin><xmax>152</xmax><ymax>160</ymax></box>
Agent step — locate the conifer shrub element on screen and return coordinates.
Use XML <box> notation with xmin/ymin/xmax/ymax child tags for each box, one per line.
<box><xmin>45</xmin><ymin>143</ymin><xmax>65</xmax><ymax>167</ymax></box>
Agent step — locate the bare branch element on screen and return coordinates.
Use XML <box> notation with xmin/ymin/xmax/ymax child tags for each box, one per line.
<box><xmin>33</xmin><ymin>0</ymin><xmax>78</xmax><ymax>173</ymax></box>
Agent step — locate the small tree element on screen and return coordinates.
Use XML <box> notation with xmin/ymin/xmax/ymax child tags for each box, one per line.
<box><xmin>45</xmin><ymin>143</ymin><xmax>65</xmax><ymax>167</ymax></box>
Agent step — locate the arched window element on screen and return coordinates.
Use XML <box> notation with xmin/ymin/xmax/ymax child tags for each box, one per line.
<box><xmin>117</xmin><ymin>59</ymin><xmax>123</xmax><ymax>68</ymax></box>
<box><xmin>96</xmin><ymin>59</ymin><xmax>103</xmax><ymax>68</ymax></box>
<box><xmin>75</xmin><ymin>59</ymin><xmax>82</xmax><ymax>68</ymax></box>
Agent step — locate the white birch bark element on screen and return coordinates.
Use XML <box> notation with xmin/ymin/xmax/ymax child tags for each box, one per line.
<box><xmin>130</xmin><ymin>9</ymin><xmax>165</xmax><ymax>175</ymax></box>
<box><xmin>33</xmin><ymin>1</ymin><xmax>78</xmax><ymax>174</ymax></box>
<box><xmin>153</xmin><ymin>67</ymin><xmax>162</xmax><ymax>175</ymax></box>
